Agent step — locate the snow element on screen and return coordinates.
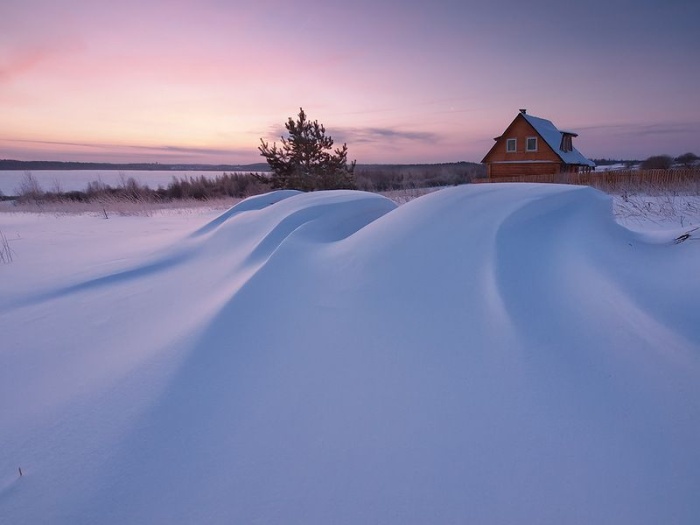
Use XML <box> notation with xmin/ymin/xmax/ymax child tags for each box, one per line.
<box><xmin>522</xmin><ymin>113</ymin><xmax>596</xmax><ymax>167</ymax></box>
<box><xmin>1</xmin><ymin>184</ymin><xmax>699</xmax><ymax>524</ymax></box>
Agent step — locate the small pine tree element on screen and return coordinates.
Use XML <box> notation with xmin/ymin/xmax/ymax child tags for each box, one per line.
<box><xmin>257</xmin><ymin>108</ymin><xmax>356</xmax><ymax>191</ymax></box>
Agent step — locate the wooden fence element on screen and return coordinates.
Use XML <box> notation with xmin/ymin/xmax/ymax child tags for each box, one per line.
<box><xmin>474</xmin><ymin>168</ymin><xmax>700</xmax><ymax>193</ymax></box>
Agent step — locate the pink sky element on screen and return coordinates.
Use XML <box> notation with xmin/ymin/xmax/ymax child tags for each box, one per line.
<box><xmin>1</xmin><ymin>0</ymin><xmax>699</xmax><ymax>164</ymax></box>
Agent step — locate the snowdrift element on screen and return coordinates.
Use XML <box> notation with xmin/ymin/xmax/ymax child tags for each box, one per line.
<box><xmin>1</xmin><ymin>184</ymin><xmax>699</xmax><ymax>524</ymax></box>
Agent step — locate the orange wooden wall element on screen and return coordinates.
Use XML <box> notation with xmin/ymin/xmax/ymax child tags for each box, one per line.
<box><xmin>483</xmin><ymin>115</ymin><xmax>563</xmax><ymax>178</ymax></box>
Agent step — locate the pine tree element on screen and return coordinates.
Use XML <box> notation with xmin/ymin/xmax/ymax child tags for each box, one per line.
<box><xmin>257</xmin><ymin>108</ymin><xmax>356</xmax><ymax>191</ymax></box>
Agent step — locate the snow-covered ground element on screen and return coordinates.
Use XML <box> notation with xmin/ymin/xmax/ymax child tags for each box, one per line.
<box><xmin>611</xmin><ymin>192</ymin><xmax>700</xmax><ymax>231</ymax></box>
<box><xmin>1</xmin><ymin>184</ymin><xmax>699</xmax><ymax>524</ymax></box>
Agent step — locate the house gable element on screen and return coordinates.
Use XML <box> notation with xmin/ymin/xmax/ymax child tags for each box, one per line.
<box><xmin>481</xmin><ymin>113</ymin><xmax>560</xmax><ymax>165</ymax></box>
<box><xmin>481</xmin><ymin>110</ymin><xmax>595</xmax><ymax>178</ymax></box>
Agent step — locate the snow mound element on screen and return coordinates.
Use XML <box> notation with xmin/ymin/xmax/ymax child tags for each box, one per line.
<box><xmin>191</xmin><ymin>188</ymin><xmax>302</xmax><ymax>236</ymax></box>
<box><xmin>1</xmin><ymin>184</ymin><xmax>699</xmax><ymax>524</ymax></box>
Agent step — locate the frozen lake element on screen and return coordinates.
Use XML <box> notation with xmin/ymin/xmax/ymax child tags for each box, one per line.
<box><xmin>0</xmin><ymin>169</ymin><xmax>261</xmax><ymax>196</ymax></box>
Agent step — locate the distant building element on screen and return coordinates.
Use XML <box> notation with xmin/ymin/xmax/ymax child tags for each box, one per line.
<box><xmin>481</xmin><ymin>109</ymin><xmax>595</xmax><ymax>179</ymax></box>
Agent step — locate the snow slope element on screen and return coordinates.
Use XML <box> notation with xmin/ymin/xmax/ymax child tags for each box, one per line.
<box><xmin>1</xmin><ymin>184</ymin><xmax>699</xmax><ymax>524</ymax></box>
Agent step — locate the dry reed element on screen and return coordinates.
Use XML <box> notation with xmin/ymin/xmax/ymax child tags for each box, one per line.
<box><xmin>476</xmin><ymin>168</ymin><xmax>700</xmax><ymax>195</ymax></box>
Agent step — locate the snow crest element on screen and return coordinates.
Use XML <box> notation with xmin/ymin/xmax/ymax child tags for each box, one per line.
<box><xmin>1</xmin><ymin>185</ymin><xmax>699</xmax><ymax>524</ymax></box>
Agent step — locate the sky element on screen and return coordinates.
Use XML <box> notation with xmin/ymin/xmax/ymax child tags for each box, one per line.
<box><xmin>1</xmin><ymin>0</ymin><xmax>699</xmax><ymax>165</ymax></box>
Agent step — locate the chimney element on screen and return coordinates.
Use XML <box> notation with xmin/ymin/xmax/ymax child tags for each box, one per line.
<box><xmin>519</xmin><ymin>108</ymin><xmax>527</xmax><ymax>114</ymax></box>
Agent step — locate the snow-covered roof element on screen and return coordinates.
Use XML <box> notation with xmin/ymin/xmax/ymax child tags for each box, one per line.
<box><xmin>522</xmin><ymin>113</ymin><xmax>595</xmax><ymax>167</ymax></box>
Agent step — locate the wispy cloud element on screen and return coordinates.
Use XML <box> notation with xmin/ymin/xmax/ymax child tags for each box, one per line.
<box><xmin>261</xmin><ymin>125</ymin><xmax>441</xmax><ymax>146</ymax></box>
<box><xmin>127</xmin><ymin>144</ymin><xmax>245</xmax><ymax>157</ymax></box>
<box><xmin>3</xmin><ymin>138</ymin><xmax>110</xmax><ymax>149</ymax></box>
<box><xmin>4</xmin><ymin>138</ymin><xmax>241</xmax><ymax>155</ymax></box>
<box><xmin>0</xmin><ymin>37</ymin><xmax>85</xmax><ymax>83</ymax></box>
<box><xmin>338</xmin><ymin>127</ymin><xmax>441</xmax><ymax>144</ymax></box>
<box><xmin>0</xmin><ymin>138</ymin><xmax>253</xmax><ymax>162</ymax></box>
<box><xmin>575</xmin><ymin>121</ymin><xmax>700</xmax><ymax>137</ymax></box>
<box><xmin>0</xmin><ymin>48</ymin><xmax>51</xmax><ymax>82</ymax></box>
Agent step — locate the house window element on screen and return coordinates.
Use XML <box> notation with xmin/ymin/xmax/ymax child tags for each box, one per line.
<box><xmin>561</xmin><ymin>135</ymin><xmax>573</xmax><ymax>152</ymax></box>
<box><xmin>506</xmin><ymin>138</ymin><xmax>516</xmax><ymax>153</ymax></box>
<box><xmin>526</xmin><ymin>137</ymin><xmax>538</xmax><ymax>152</ymax></box>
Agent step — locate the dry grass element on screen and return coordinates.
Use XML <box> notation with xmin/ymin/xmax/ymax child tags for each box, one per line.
<box><xmin>380</xmin><ymin>187</ymin><xmax>441</xmax><ymax>204</ymax></box>
<box><xmin>3</xmin><ymin>173</ymin><xmax>699</xmax><ymax>228</ymax></box>
<box><xmin>0</xmin><ymin>230</ymin><xmax>14</xmax><ymax>263</ymax></box>
<box><xmin>476</xmin><ymin>168</ymin><xmax>700</xmax><ymax>194</ymax></box>
<box><xmin>476</xmin><ymin>168</ymin><xmax>700</xmax><ymax>228</ymax></box>
<box><xmin>1</xmin><ymin>196</ymin><xmax>242</xmax><ymax>217</ymax></box>
<box><xmin>612</xmin><ymin>193</ymin><xmax>700</xmax><ymax>228</ymax></box>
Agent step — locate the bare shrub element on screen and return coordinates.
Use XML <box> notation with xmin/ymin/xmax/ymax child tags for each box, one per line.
<box><xmin>15</xmin><ymin>171</ymin><xmax>44</xmax><ymax>203</ymax></box>
<box><xmin>50</xmin><ymin>177</ymin><xmax>63</xmax><ymax>194</ymax></box>
<box><xmin>163</xmin><ymin>172</ymin><xmax>267</xmax><ymax>200</ymax></box>
<box><xmin>641</xmin><ymin>155</ymin><xmax>673</xmax><ymax>170</ymax></box>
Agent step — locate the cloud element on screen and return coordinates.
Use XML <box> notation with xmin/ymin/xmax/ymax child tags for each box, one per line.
<box><xmin>0</xmin><ymin>36</ymin><xmax>85</xmax><ymax>83</ymax></box>
<box><xmin>0</xmin><ymin>48</ymin><xmax>50</xmax><ymax>82</ymax></box>
<box><xmin>0</xmin><ymin>138</ymin><xmax>255</xmax><ymax>163</ymax></box>
<box><xmin>127</xmin><ymin>144</ymin><xmax>246</xmax><ymax>157</ymax></box>
<box><xmin>575</xmin><ymin>121</ymin><xmax>700</xmax><ymax>137</ymax></box>
<box><xmin>4</xmin><ymin>138</ymin><xmax>242</xmax><ymax>155</ymax></box>
<box><xmin>631</xmin><ymin>122</ymin><xmax>700</xmax><ymax>137</ymax></box>
<box><xmin>261</xmin><ymin>125</ymin><xmax>441</xmax><ymax>146</ymax></box>
<box><xmin>338</xmin><ymin>127</ymin><xmax>441</xmax><ymax>144</ymax></box>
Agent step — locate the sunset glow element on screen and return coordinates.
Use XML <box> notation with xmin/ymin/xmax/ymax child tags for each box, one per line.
<box><xmin>2</xmin><ymin>0</ymin><xmax>699</xmax><ymax>164</ymax></box>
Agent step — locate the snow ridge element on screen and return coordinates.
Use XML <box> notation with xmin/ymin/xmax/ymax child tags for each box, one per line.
<box><xmin>1</xmin><ymin>185</ymin><xmax>699</xmax><ymax>524</ymax></box>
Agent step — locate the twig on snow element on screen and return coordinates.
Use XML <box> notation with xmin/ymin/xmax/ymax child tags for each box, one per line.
<box><xmin>674</xmin><ymin>226</ymin><xmax>699</xmax><ymax>244</ymax></box>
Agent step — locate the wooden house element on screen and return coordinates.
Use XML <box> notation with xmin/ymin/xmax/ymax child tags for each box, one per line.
<box><xmin>481</xmin><ymin>109</ymin><xmax>595</xmax><ymax>179</ymax></box>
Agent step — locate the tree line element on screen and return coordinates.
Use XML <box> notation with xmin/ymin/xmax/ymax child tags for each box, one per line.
<box><xmin>639</xmin><ymin>152</ymin><xmax>698</xmax><ymax>170</ymax></box>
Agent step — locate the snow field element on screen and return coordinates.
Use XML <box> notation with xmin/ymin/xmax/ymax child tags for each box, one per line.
<box><xmin>1</xmin><ymin>184</ymin><xmax>699</xmax><ymax>524</ymax></box>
